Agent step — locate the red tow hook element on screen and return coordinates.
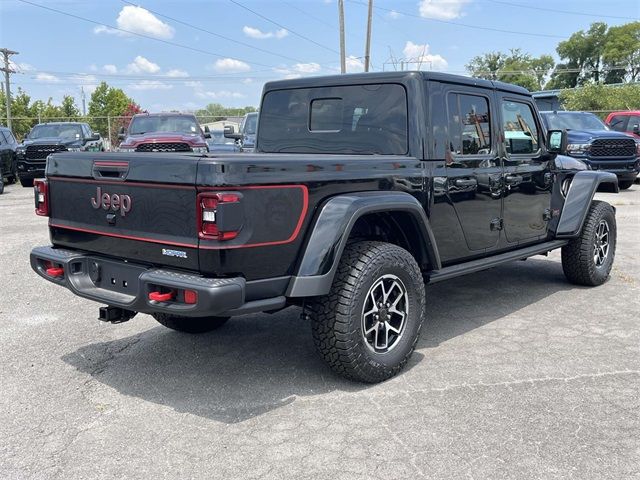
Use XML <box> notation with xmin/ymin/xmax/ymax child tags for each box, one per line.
<box><xmin>46</xmin><ymin>267</ymin><xmax>64</xmax><ymax>277</ymax></box>
<box><xmin>149</xmin><ymin>291</ymin><xmax>175</xmax><ymax>302</ymax></box>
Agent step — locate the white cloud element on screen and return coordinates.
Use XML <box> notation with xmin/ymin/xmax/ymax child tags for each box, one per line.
<box><xmin>388</xmin><ymin>10</ymin><xmax>401</xmax><ymax>19</ymax></box>
<box><xmin>242</xmin><ymin>26</ymin><xmax>288</xmax><ymax>39</ymax></box>
<box><xmin>94</xmin><ymin>6</ymin><xmax>174</xmax><ymax>39</ymax></box>
<box><xmin>129</xmin><ymin>80</ymin><xmax>173</xmax><ymax>90</ymax></box>
<box><xmin>242</xmin><ymin>78</ymin><xmax>253</xmax><ymax>84</ymax></box>
<box><xmin>166</xmin><ymin>69</ymin><xmax>189</xmax><ymax>77</ymax></box>
<box><xmin>10</xmin><ymin>61</ymin><xmax>34</xmax><ymax>73</ymax></box>
<box><xmin>184</xmin><ymin>80</ymin><xmax>203</xmax><ymax>88</ymax></box>
<box><xmin>346</xmin><ymin>56</ymin><xmax>364</xmax><ymax>73</ymax></box>
<box><xmin>103</xmin><ymin>64</ymin><xmax>118</xmax><ymax>74</ymax></box>
<box><xmin>195</xmin><ymin>90</ymin><xmax>246</xmax><ymax>99</ymax></box>
<box><xmin>126</xmin><ymin>56</ymin><xmax>161</xmax><ymax>74</ymax></box>
<box><xmin>214</xmin><ymin>58</ymin><xmax>251</xmax><ymax>73</ymax></box>
<box><xmin>35</xmin><ymin>73</ymin><xmax>61</xmax><ymax>83</ymax></box>
<box><xmin>293</xmin><ymin>62</ymin><xmax>321</xmax><ymax>73</ymax></box>
<box><xmin>418</xmin><ymin>0</ymin><xmax>470</xmax><ymax>20</ymax></box>
<box><xmin>402</xmin><ymin>41</ymin><xmax>448</xmax><ymax>70</ymax></box>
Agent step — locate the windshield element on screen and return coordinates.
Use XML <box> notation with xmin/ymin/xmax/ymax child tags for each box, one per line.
<box><xmin>129</xmin><ymin>115</ymin><xmax>201</xmax><ymax>135</ymax></box>
<box><xmin>29</xmin><ymin>124</ymin><xmax>83</xmax><ymax>140</ymax></box>
<box><xmin>542</xmin><ymin>112</ymin><xmax>607</xmax><ymax>131</ymax></box>
<box><xmin>242</xmin><ymin>114</ymin><xmax>258</xmax><ymax>135</ymax></box>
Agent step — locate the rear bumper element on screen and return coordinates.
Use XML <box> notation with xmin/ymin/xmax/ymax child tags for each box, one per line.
<box><xmin>30</xmin><ymin>246</ymin><xmax>249</xmax><ymax>317</ymax></box>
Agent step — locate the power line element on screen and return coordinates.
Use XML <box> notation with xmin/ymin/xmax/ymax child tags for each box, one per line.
<box><xmin>228</xmin><ymin>0</ymin><xmax>340</xmax><ymax>55</ymax></box>
<box><xmin>486</xmin><ymin>0</ymin><xmax>633</xmax><ymax>20</ymax></box>
<box><xmin>346</xmin><ymin>0</ymin><xmax>567</xmax><ymax>39</ymax></box>
<box><xmin>119</xmin><ymin>0</ymin><xmax>313</xmax><ymax>65</ymax></box>
<box><xmin>16</xmin><ymin>0</ymin><xmax>279</xmax><ymax>69</ymax></box>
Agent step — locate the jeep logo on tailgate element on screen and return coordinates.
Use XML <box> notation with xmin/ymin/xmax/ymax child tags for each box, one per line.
<box><xmin>90</xmin><ymin>186</ymin><xmax>132</xmax><ymax>217</ymax></box>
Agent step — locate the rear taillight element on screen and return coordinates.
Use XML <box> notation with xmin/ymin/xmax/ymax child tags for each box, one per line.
<box><xmin>34</xmin><ymin>179</ymin><xmax>49</xmax><ymax>216</ymax></box>
<box><xmin>197</xmin><ymin>192</ymin><xmax>242</xmax><ymax>241</ymax></box>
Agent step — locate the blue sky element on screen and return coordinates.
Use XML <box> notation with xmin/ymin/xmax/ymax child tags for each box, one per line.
<box><xmin>0</xmin><ymin>0</ymin><xmax>636</xmax><ymax>112</ymax></box>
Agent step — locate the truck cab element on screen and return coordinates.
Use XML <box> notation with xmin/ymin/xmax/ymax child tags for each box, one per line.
<box><xmin>17</xmin><ymin>122</ymin><xmax>102</xmax><ymax>187</ymax></box>
<box><xmin>540</xmin><ymin>110</ymin><xmax>640</xmax><ymax>189</ymax></box>
<box><xmin>118</xmin><ymin>113</ymin><xmax>210</xmax><ymax>154</ymax></box>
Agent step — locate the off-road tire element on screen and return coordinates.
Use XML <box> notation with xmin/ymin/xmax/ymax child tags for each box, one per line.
<box><xmin>618</xmin><ymin>180</ymin><xmax>633</xmax><ymax>190</ymax></box>
<box><xmin>152</xmin><ymin>313</ymin><xmax>230</xmax><ymax>333</ymax></box>
<box><xmin>306</xmin><ymin>241</ymin><xmax>426</xmax><ymax>383</ymax></box>
<box><xmin>20</xmin><ymin>177</ymin><xmax>34</xmax><ymax>188</ymax></box>
<box><xmin>561</xmin><ymin>200</ymin><xmax>616</xmax><ymax>286</ymax></box>
<box><xmin>0</xmin><ymin>179</ymin><xmax>4</xmax><ymax>194</ymax></box>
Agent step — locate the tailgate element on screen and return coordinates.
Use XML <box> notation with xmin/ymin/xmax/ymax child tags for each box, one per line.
<box><xmin>47</xmin><ymin>153</ymin><xmax>200</xmax><ymax>271</ymax></box>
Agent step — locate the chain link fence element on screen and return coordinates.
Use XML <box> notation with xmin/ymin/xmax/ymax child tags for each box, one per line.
<box><xmin>5</xmin><ymin>115</ymin><xmax>246</xmax><ymax>151</ymax></box>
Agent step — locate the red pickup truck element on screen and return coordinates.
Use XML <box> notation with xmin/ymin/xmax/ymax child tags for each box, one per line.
<box><xmin>605</xmin><ymin>111</ymin><xmax>640</xmax><ymax>139</ymax></box>
<box><xmin>118</xmin><ymin>113</ymin><xmax>210</xmax><ymax>153</ymax></box>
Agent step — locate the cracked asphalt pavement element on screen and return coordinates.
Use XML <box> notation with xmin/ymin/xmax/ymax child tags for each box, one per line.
<box><xmin>1</xmin><ymin>182</ymin><xmax>639</xmax><ymax>479</ymax></box>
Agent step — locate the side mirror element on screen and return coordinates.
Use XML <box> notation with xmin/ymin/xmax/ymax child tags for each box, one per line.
<box><xmin>118</xmin><ymin>126</ymin><xmax>126</xmax><ymax>141</ymax></box>
<box><xmin>224</xmin><ymin>125</ymin><xmax>242</xmax><ymax>140</ymax></box>
<box><xmin>547</xmin><ymin>129</ymin><xmax>567</xmax><ymax>154</ymax></box>
<box><xmin>203</xmin><ymin>125</ymin><xmax>211</xmax><ymax>139</ymax></box>
<box><xmin>633</xmin><ymin>124</ymin><xmax>639</xmax><ymax>135</ymax></box>
<box><xmin>89</xmin><ymin>133</ymin><xmax>100</xmax><ymax>142</ymax></box>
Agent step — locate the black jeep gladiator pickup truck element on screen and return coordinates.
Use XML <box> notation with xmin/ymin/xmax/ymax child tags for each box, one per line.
<box><xmin>30</xmin><ymin>72</ymin><xmax>618</xmax><ymax>383</ymax></box>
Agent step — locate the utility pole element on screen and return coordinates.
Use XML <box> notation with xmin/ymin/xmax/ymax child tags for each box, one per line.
<box><xmin>364</xmin><ymin>0</ymin><xmax>373</xmax><ymax>72</ymax></box>
<box><xmin>81</xmin><ymin>87</ymin><xmax>86</xmax><ymax>116</ymax></box>
<box><xmin>0</xmin><ymin>48</ymin><xmax>19</xmax><ymax>130</ymax></box>
<box><xmin>338</xmin><ymin>0</ymin><xmax>346</xmax><ymax>74</ymax></box>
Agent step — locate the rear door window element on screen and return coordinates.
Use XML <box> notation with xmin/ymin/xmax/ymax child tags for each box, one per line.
<box><xmin>259</xmin><ymin>83</ymin><xmax>408</xmax><ymax>154</ymax></box>
<box><xmin>447</xmin><ymin>93</ymin><xmax>491</xmax><ymax>155</ymax></box>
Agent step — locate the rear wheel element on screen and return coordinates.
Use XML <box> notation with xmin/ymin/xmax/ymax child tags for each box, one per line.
<box><xmin>618</xmin><ymin>180</ymin><xmax>633</xmax><ymax>190</ymax></box>
<box><xmin>306</xmin><ymin>241</ymin><xmax>426</xmax><ymax>383</ymax></box>
<box><xmin>561</xmin><ymin>200</ymin><xmax>616</xmax><ymax>286</ymax></box>
<box><xmin>152</xmin><ymin>313</ymin><xmax>230</xmax><ymax>333</ymax></box>
<box><xmin>20</xmin><ymin>177</ymin><xmax>33</xmax><ymax>188</ymax></box>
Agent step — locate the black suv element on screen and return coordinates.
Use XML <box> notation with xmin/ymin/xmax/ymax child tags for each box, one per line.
<box><xmin>540</xmin><ymin>111</ymin><xmax>640</xmax><ymax>189</ymax></box>
<box><xmin>0</xmin><ymin>127</ymin><xmax>18</xmax><ymax>191</ymax></box>
<box><xmin>17</xmin><ymin>122</ymin><xmax>102</xmax><ymax>187</ymax></box>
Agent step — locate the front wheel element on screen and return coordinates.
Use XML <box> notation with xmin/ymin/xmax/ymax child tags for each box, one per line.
<box><xmin>152</xmin><ymin>313</ymin><xmax>230</xmax><ymax>333</ymax></box>
<box><xmin>20</xmin><ymin>177</ymin><xmax>34</xmax><ymax>188</ymax></box>
<box><xmin>618</xmin><ymin>180</ymin><xmax>634</xmax><ymax>190</ymax></box>
<box><xmin>306</xmin><ymin>241</ymin><xmax>426</xmax><ymax>383</ymax></box>
<box><xmin>561</xmin><ymin>200</ymin><xmax>616</xmax><ymax>286</ymax></box>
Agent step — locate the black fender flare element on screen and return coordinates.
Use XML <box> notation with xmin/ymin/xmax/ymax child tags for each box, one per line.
<box><xmin>556</xmin><ymin>170</ymin><xmax>618</xmax><ymax>238</ymax></box>
<box><xmin>286</xmin><ymin>191</ymin><xmax>441</xmax><ymax>297</ymax></box>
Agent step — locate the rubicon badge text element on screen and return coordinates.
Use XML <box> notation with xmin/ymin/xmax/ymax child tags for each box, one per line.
<box><xmin>91</xmin><ymin>186</ymin><xmax>132</xmax><ymax>217</ymax></box>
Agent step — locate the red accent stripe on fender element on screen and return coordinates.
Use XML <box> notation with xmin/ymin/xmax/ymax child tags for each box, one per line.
<box><xmin>49</xmin><ymin>222</ymin><xmax>198</xmax><ymax>248</ymax></box>
<box><xmin>198</xmin><ymin>184</ymin><xmax>309</xmax><ymax>250</ymax></box>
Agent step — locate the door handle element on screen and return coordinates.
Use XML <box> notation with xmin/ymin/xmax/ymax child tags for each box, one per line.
<box><xmin>504</xmin><ymin>174</ymin><xmax>523</xmax><ymax>185</ymax></box>
<box><xmin>452</xmin><ymin>178</ymin><xmax>477</xmax><ymax>187</ymax></box>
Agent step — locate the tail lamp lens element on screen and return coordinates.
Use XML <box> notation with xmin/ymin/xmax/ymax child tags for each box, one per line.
<box><xmin>34</xmin><ymin>179</ymin><xmax>49</xmax><ymax>216</ymax></box>
<box><xmin>198</xmin><ymin>192</ymin><xmax>241</xmax><ymax>240</ymax></box>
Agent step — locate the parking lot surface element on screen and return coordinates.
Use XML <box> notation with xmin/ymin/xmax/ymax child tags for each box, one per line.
<box><xmin>1</xmin><ymin>182</ymin><xmax>638</xmax><ymax>479</ymax></box>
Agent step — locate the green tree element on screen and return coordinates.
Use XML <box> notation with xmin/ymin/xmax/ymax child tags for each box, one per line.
<box><xmin>88</xmin><ymin>82</ymin><xmax>135</xmax><ymax>138</ymax></box>
<box><xmin>548</xmin><ymin>22</ymin><xmax>608</xmax><ymax>88</ymax></box>
<box><xmin>60</xmin><ymin>95</ymin><xmax>81</xmax><ymax>119</ymax></box>
<box><xmin>466</xmin><ymin>49</ymin><xmax>555</xmax><ymax>91</ymax></box>
<box><xmin>0</xmin><ymin>88</ymin><xmax>39</xmax><ymax>139</ymax></box>
<box><xmin>195</xmin><ymin>103</ymin><xmax>257</xmax><ymax>120</ymax></box>
<box><xmin>559</xmin><ymin>83</ymin><xmax>640</xmax><ymax>113</ymax></box>
<box><xmin>603</xmin><ymin>21</ymin><xmax>640</xmax><ymax>83</ymax></box>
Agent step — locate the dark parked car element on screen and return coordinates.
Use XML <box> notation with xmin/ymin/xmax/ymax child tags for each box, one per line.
<box><xmin>118</xmin><ymin>113</ymin><xmax>210</xmax><ymax>153</ymax></box>
<box><xmin>239</xmin><ymin>112</ymin><xmax>258</xmax><ymax>152</ymax></box>
<box><xmin>206</xmin><ymin>129</ymin><xmax>240</xmax><ymax>153</ymax></box>
<box><xmin>31</xmin><ymin>71</ymin><xmax>618</xmax><ymax>383</ymax></box>
<box><xmin>540</xmin><ymin>111</ymin><xmax>640</xmax><ymax>189</ymax></box>
<box><xmin>0</xmin><ymin>126</ymin><xmax>18</xmax><ymax>189</ymax></box>
<box><xmin>16</xmin><ymin>122</ymin><xmax>103</xmax><ymax>187</ymax></box>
